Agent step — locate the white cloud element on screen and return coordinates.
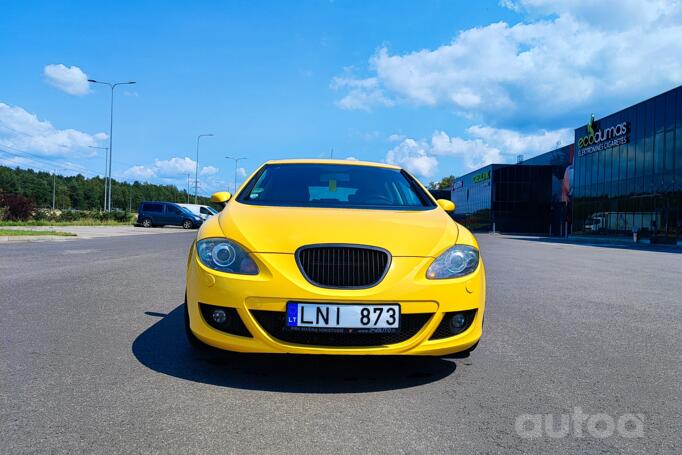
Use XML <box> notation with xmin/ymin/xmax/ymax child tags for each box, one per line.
<box><xmin>123</xmin><ymin>165</ymin><xmax>155</xmax><ymax>179</ymax></box>
<box><xmin>330</xmin><ymin>76</ymin><xmax>394</xmax><ymax>111</ymax></box>
<box><xmin>43</xmin><ymin>64</ymin><xmax>90</xmax><ymax>96</ymax></box>
<box><xmin>154</xmin><ymin>157</ymin><xmax>196</xmax><ymax>176</ymax></box>
<box><xmin>345</xmin><ymin>156</ymin><xmax>359</xmax><ymax>161</ymax></box>
<box><xmin>464</xmin><ymin>125</ymin><xmax>572</xmax><ymax>157</ymax></box>
<box><xmin>200</xmin><ymin>165</ymin><xmax>219</xmax><ymax>176</ymax></box>
<box><xmin>236</xmin><ymin>167</ymin><xmax>247</xmax><ymax>178</ymax></box>
<box><xmin>387</xmin><ymin>134</ymin><xmax>405</xmax><ymax>142</ymax></box>
<box><xmin>387</xmin><ymin>125</ymin><xmax>571</xmax><ymax>173</ymax></box>
<box><xmin>385</xmin><ymin>138</ymin><xmax>439</xmax><ymax>177</ymax></box>
<box><xmin>0</xmin><ymin>103</ymin><xmax>107</xmax><ymax>156</ymax></box>
<box><xmin>123</xmin><ymin>157</ymin><xmax>220</xmax><ymax>181</ymax></box>
<box><xmin>333</xmin><ymin>1</ymin><xmax>682</xmax><ymax>123</ymax></box>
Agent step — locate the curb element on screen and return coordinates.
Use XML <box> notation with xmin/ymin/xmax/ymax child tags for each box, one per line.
<box><xmin>0</xmin><ymin>235</ymin><xmax>77</xmax><ymax>242</ymax></box>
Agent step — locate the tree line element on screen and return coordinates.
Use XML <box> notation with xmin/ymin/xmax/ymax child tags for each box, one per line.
<box><xmin>0</xmin><ymin>165</ymin><xmax>213</xmax><ymax>211</ymax></box>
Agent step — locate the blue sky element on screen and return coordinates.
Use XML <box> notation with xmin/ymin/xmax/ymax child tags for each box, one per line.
<box><xmin>1</xmin><ymin>0</ymin><xmax>681</xmax><ymax>194</ymax></box>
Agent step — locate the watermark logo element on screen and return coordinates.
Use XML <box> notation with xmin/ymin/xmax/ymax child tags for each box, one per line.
<box><xmin>515</xmin><ymin>407</ymin><xmax>644</xmax><ymax>439</ymax></box>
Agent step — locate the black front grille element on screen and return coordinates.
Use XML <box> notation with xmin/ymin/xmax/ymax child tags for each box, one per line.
<box><xmin>251</xmin><ymin>310</ymin><xmax>432</xmax><ymax>347</ymax></box>
<box><xmin>297</xmin><ymin>245</ymin><xmax>390</xmax><ymax>288</ymax></box>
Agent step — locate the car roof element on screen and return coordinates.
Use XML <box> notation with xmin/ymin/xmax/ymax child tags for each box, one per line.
<box><xmin>264</xmin><ymin>158</ymin><xmax>400</xmax><ymax>170</ymax></box>
<box><xmin>140</xmin><ymin>201</ymin><xmax>180</xmax><ymax>205</ymax></box>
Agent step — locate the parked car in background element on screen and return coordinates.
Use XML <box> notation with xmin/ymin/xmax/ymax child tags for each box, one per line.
<box><xmin>177</xmin><ymin>203</ymin><xmax>219</xmax><ymax>220</ymax></box>
<box><xmin>137</xmin><ymin>201</ymin><xmax>203</xmax><ymax>229</ymax></box>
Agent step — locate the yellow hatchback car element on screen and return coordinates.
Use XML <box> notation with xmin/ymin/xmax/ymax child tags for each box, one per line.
<box><xmin>185</xmin><ymin>159</ymin><xmax>485</xmax><ymax>356</ymax></box>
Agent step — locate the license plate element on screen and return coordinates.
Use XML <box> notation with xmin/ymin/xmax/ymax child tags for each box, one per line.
<box><xmin>286</xmin><ymin>302</ymin><xmax>400</xmax><ymax>329</ymax></box>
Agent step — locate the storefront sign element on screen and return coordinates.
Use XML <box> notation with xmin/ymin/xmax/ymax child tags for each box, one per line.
<box><xmin>577</xmin><ymin>115</ymin><xmax>630</xmax><ymax>157</ymax></box>
<box><xmin>472</xmin><ymin>170</ymin><xmax>490</xmax><ymax>184</ymax></box>
<box><xmin>453</xmin><ymin>180</ymin><xmax>464</xmax><ymax>189</ymax></box>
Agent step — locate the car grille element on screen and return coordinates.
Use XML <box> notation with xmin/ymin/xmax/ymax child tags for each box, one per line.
<box><xmin>296</xmin><ymin>245</ymin><xmax>390</xmax><ymax>288</ymax></box>
<box><xmin>251</xmin><ymin>310</ymin><xmax>432</xmax><ymax>347</ymax></box>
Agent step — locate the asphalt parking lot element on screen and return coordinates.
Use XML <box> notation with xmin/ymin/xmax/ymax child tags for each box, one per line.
<box><xmin>1</xmin><ymin>233</ymin><xmax>681</xmax><ymax>454</ymax></box>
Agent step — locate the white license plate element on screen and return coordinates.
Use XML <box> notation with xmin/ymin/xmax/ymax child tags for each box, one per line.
<box><xmin>286</xmin><ymin>302</ymin><xmax>400</xmax><ymax>329</ymax></box>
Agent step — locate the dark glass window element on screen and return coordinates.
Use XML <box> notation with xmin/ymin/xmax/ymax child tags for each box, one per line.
<box><xmin>655</xmin><ymin>132</ymin><xmax>665</xmax><ymax>177</ymax></box>
<box><xmin>677</xmin><ymin>125</ymin><xmax>682</xmax><ymax>189</ymax></box>
<box><xmin>166</xmin><ymin>205</ymin><xmax>183</xmax><ymax>215</ymax></box>
<box><xmin>142</xmin><ymin>203</ymin><xmax>162</xmax><ymax>213</ymax></box>
<box><xmin>644</xmin><ymin>102</ymin><xmax>655</xmax><ymax>176</ymax></box>
<box><xmin>619</xmin><ymin>144</ymin><xmax>628</xmax><ymax>196</ymax></box>
<box><xmin>666</xmin><ymin>90</ymin><xmax>676</xmax><ymax>131</ymax></box>
<box><xmin>572</xmin><ymin>155</ymin><xmax>580</xmax><ymax>198</ymax></box>
<box><xmin>238</xmin><ymin>163</ymin><xmax>435</xmax><ymax>210</ymax></box>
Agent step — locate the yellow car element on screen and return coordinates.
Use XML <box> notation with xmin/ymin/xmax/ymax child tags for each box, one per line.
<box><xmin>185</xmin><ymin>159</ymin><xmax>485</xmax><ymax>356</ymax></box>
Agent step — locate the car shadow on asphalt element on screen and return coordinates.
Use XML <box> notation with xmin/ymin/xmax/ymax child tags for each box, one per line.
<box><xmin>132</xmin><ymin>305</ymin><xmax>457</xmax><ymax>393</ymax></box>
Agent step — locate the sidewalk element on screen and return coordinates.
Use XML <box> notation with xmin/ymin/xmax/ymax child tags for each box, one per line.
<box><xmin>0</xmin><ymin>225</ymin><xmax>190</xmax><ymax>242</ymax></box>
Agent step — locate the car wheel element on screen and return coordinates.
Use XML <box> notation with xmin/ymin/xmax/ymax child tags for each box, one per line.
<box><xmin>141</xmin><ymin>218</ymin><xmax>153</xmax><ymax>228</ymax></box>
<box><xmin>182</xmin><ymin>219</ymin><xmax>193</xmax><ymax>229</ymax></box>
<box><xmin>184</xmin><ymin>298</ymin><xmax>209</xmax><ymax>351</ymax></box>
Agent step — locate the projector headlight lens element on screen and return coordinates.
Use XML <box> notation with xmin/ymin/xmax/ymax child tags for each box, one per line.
<box><xmin>197</xmin><ymin>238</ymin><xmax>259</xmax><ymax>275</ymax></box>
<box><xmin>426</xmin><ymin>245</ymin><xmax>479</xmax><ymax>279</ymax></box>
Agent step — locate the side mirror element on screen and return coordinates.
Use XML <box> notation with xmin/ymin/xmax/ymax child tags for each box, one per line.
<box><xmin>437</xmin><ymin>199</ymin><xmax>455</xmax><ymax>212</ymax></box>
<box><xmin>210</xmin><ymin>191</ymin><xmax>232</xmax><ymax>204</ymax></box>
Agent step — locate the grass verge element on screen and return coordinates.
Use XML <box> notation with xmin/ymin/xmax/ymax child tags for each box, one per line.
<box><xmin>0</xmin><ymin>229</ymin><xmax>76</xmax><ymax>237</ymax></box>
<box><xmin>0</xmin><ymin>220</ymin><xmax>133</xmax><ymax>227</ymax></box>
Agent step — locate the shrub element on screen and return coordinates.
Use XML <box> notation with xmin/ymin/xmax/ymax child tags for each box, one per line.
<box><xmin>0</xmin><ymin>194</ymin><xmax>35</xmax><ymax>221</ymax></box>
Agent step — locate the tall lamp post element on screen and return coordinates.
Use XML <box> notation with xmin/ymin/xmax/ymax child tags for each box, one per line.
<box><xmin>51</xmin><ymin>168</ymin><xmax>68</xmax><ymax>210</ymax></box>
<box><xmin>89</xmin><ymin>145</ymin><xmax>109</xmax><ymax>211</ymax></box>
<box><xmin>195</xmin><ymin>134</ymin><xmax>213</xmax><ymax>203</ymax></box>
<box><xmin>225</xmin><ymin>156</ymin><xmax>247</xmax><ymax>194</ymax></box>
<box><xmin>88</xmin><ymin>79</ymin><xmax>136</xmax><ymax>211</ymax></box>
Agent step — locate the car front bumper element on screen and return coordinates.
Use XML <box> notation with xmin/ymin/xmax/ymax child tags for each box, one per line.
<box><xmin>185</xmin><ymin>245</ymin><xmax>485</xmax><ymax>356</ymax></box>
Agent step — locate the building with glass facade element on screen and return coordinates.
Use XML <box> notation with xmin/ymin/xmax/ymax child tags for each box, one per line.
<box><xmin>572</xmin><ymin>86</ymin><xmax>681</xmax><ymax>243</ymax></box>
<box><xmin>451</xmin><ymin>163</ymin><xmax>556</xmax><ymax>233</ymax></box>
<box><xmin>450</xmin><ymin>85</ymin><xmax>681</xmax><ymax>243</ymax></box>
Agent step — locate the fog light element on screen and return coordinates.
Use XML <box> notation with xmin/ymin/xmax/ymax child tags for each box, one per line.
<box><xmin>211</xmin><ymin>309</ymin><xmax>227</xmax><ymax>324</ymax></box>
<box><xmin>449</xmin><ymin>313</ymin><xmax>467</xmax><ymax>333</ymax></box>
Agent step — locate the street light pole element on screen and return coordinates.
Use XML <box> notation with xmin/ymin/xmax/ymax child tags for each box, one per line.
<box><xmin>88</xmin><ymin>79</ymin><xmax>136</xmax><ymax>211</ymax></box>
<box><xmin>52</xmin><ymin>171</ymin><xmax>56</xmax><ymax>210</ymax></box>
<box><xmin>51</xmin><ymin>168</ymin><xmax>68</xmax><ymax>210</ymax></box>
<box><xmin>187</xmin><ymin>173</ymin><xmax>191</xmax><ymax>203</ymax></box>
<box><xmin>89</xmin><ymin>145</ymin><xmax>109</xmax><ymax>211</ymax></box>
<box><xmin>195</xmin><ymin>134</ymin><xmax>214</xmax><ymax>203</ymax></box>
<box><xmin>225</xmin><ymin>156</ymin><xmax>247</xmax><ymax>194</ymax></box>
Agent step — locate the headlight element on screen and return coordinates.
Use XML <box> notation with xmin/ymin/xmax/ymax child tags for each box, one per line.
<box><xmin>196</xmin><ymin>238</ymin><xmax>259</xmax><ymax>275</ymax></box>
<box><xmin>426</xmin><ymin>245</ymin><xmax>479</xmax><ymax>279</ymax></box>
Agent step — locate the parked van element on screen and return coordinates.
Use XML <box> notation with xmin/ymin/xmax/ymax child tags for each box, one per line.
<box><xmin>177</xmin><ymin>203</ymin><xmax>219</xmax><ymax>220</ymax></box>
<box><xmin>137</xmin><ymin>201</ymin><xmax>203</xmax><ymax>229</ymax></box>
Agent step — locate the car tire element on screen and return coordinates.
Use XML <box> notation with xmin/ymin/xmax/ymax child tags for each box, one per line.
<box><xmin>182</xmin><ymin>219</ymin><xmax>194</xmax><ymax>229</ymax></box>
<box><xmin>141</xmin><ymin>218</ymin><xmax>153</xmax><ymax>228</ymax></box>
<box><xmin>184</xmin><ymin>298</ymin><xmax>210</xmax><ymax>351</ymax></box>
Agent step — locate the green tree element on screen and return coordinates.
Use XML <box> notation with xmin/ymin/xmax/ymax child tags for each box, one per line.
<box><xmin>428</xmin><ymin>175</ymin><xmax>455</xmax><ymax>190</ymax></box>
<box><xmin>0</xmin><ymin>166</ymin><xmax>216</xmax><ymax>210</ymax></box>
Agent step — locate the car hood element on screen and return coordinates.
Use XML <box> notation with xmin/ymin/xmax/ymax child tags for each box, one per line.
<box><xmin>216</xmin><ymin>201</ymin><xmax>459</xmax><ymax>257</ymax></box>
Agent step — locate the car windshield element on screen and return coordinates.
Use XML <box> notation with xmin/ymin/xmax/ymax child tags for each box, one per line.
<box><xmin>237</xmin><ymin>163</ymin><xmax>435</xmax><ymax>210</ymax></box>
<box><xmin>180</xmin><ymin>207</ymin><xmax>196</xmax><ymax>216</ymax></box>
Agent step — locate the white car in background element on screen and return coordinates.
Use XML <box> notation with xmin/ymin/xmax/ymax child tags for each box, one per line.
<box><xmin>177</xmin><ymin>203</ymin><xmax>219</xmax><ymax>221</ymax></box>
